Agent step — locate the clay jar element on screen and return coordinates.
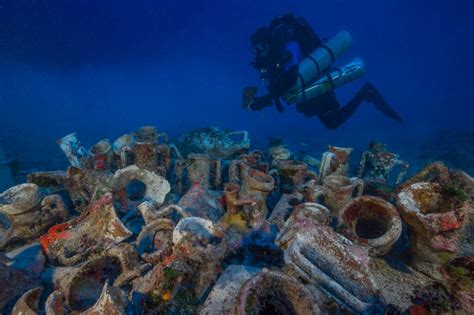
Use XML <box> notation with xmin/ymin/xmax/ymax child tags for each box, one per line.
<box><xmin>319</xmin><ymin>145</ymin><xmax>353</xmax><ymax>179</ymax></box>
<box><xmin>178</xmin><ymin>183</ymin><xmax>225</xmax><ymax>223</ymax></box>
<box><xmin>41</xmin><ymin>193</ymin><xmax>132</xmax><ymax>266</ymax></box>
<box><xmin>274</xmin><ymin>202</ymin><xmax>331</xmax><ymax>234</ymax></box>
<box><xmin>186</xmin><ymin>153</ymin><xmax>222</xmax><ymax>190</ymax></box>
<box><xmin>0</xmin><ymin>183</ymin><xmax>42</xmax><ymax>247</ymax></box>
<box><xmin>50</xmin><ymin>255</ymin><xmax>124</xmax><ymax>312</ymax></box>
<box><xmin>276</xmin><ymin>223</ymin><xmax>378</xmax><ymax>313</ymax></box>
<box><xmin>57</xmin><ymin>133</ymin><xmax>91</xmax><ymax>169</ymax></box>
<box><xmin>338</xmin><ymin>196</ymin><xmax>402</xmax><ymax>256</ymax></box>
<box><xmin>276</xmin><ymin>160</ymin><xmax>310</xmax><ymax>193</ymax></box>
<box><xmin>238</xmin><ymin>150</ymin><xmax>268</xmax><ymax>173</ymax></box>
<box><xmin>201</xmin><ymin>265</ymin><xmax>259</xmax><ymax>314</ymax></box>
<box><xmin>112</xmin><ymin>134</ymin><xmax>136</xmax><ymax>169</ymax></box>
<box><xmin>135</xmin><ymin>126</ymin><xmax>168</xmax><ymax>143</ymax></box>
<box><xmin>236</xmin><ymin>269</ymin><xmax>320</xmax><ymax>315</ymax></box>
<box><xmin>357</xmin><ymin>142</ymin><xmax>409</xmax><ymax>185</ymax></box>
<box><xmin>269</xmin><ymin>145</ymin><xmax>291</xmax><ymax>161</ymax></box>
<box><xmin>224</xmin><ymin>183</ymin><xmax>240</xmax><ymax>215</ymax></box>
<box><xmin>0</xmin><ymin>183</ymin><xmax>42</xmax><ymax>217</ymax></box>
<box><xmin>172</xmin><ymin>216</ymin><xmax>227</xmax><ymax>299</ymax></box>
<box><xmin>396</xmin><ymin>182</ymin><xmax>470</xmax><ymax>281</ymax></box>
<box><xmin>11</xmin><ymin>287</ymin><xmax>42</xmax><ymax>315</ymax></box>
<box><xmin>134</xmin><ymin>141</ymin><xmax>159</xmax><ymax>173</ymax></box>
<box><xmin>0</xmin><ymin>184</ymin><xmax>67</xmax><ymax>250</ymax></box>
<box><xmin>221</xmin><ymin>183</ymin><xmax>255</xmax><ymax>231</ymax></box>
<box><xmin>240</xmin><ymin>168</ymin><xmax>275</xmax><ymax>228</ymax></box>
<box><xmin>111</xmin><ymin>165</ymin><xmax>171</xmax><ymax>212</ymax></box>
<box><xmin>135</xmin><ymin>126</ymin><xmax>158</xmax><ymax>143</ymax></box>
<box><xmin>322</xmin><ymin>175</ymin><xmax>364</xmax><ymax>215</ymax></box>
<box><xmin>89</xmin><ymin>139</ymin><xmax>113</xmax><ymax>171</ymax></box>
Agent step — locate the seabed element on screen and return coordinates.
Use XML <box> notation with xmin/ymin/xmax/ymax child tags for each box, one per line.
<box><xmin>0</xmin><ymin>126</ymin><xmax>473</xmax><ymax>314</ymax></box>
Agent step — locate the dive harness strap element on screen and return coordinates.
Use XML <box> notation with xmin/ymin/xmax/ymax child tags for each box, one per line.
<box><xmin>320</xmin><ymin>44</ymin><xmax>336</xmax><ymax>63</ymax></box>
<box><xmin>297</xmin><ymin>73</ymin><xmax>307</xmax><ymax>103</ymax></box>
<box><xmin>325</xmin><ymin>69</ymin><xmax>336</xmax><ymax>91</ymax></box>
<box><xmin>306</xmin><ymin>44</ymin><xmax>337</xmax><ymax>83</ymax></box>
<box><xmin>295</xmin><ymin>44</ymin><xmax>336</xmax><ymax>103</ymax></box>
<box><xmin>306</xmin><ymin>55</ymin><xmax>321</xmax><ymax>80</ymax></box>
<box><xmin>320</xmin><ymin>45</ymin><xmax>337</xmax><ymax>90</ymax></box>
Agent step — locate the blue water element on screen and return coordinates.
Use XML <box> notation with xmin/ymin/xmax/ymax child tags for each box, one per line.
<box><xmin>0</xmin><ymin>1</ymin><xmax>473</xmax><ymax>174</ymax></box>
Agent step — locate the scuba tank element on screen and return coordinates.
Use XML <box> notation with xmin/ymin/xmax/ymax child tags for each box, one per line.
<box><xmin>286</xmin><ymin>58</ymin><xmax>365</xmax><ymax>104</ymax></box>
<box><xmin>0</xmin><ymin>143</ymin><xmax>14</xmax><ymax>191</ymax></box>
<box><xmin>290</xmin><ymin>30</ymin><xmax>352</xmax><ymax>93</ymax></box>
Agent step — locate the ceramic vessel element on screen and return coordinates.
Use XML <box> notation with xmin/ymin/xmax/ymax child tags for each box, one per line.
<box><xmin>321</xmin><ymin>175</ymin><xmax>364</xmax><ymax>215</ymax></box>
<box><xmin>112</xmin><ymin>133</ymin><xmax>136</xmax><ymax>168</ymax></box>
<box><xmin>186</xmin><ymin>153</ymin><xmax>222</xmax><ymax>190</ymax></box>
<box><xmin>338</xmin><ymin>196</ymin><xmax>402</xmax><ymax>256</ymax></box>
<box><xmin>89</xmin><ymin>139</ymin><xmax>113</xmax><ymax>171</ymax></box>
<box><xmin>57</xmin><ymin>133</ymin><xmax>91</xmax><ymax>169</ymax></box>
<box><xmin>319</xmin><ymin>145</ymin><xmax>353</xmax><ymax>179</ymax></box>
<box><xmin>397</xmin><ymin>182</ymin><xmax>470</xmax><ymax>281</ymax></box>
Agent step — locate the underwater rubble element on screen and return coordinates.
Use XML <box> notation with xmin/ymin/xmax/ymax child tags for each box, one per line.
<box><xmin>0</xmin><ymin>126</ymin><xmax>473</xmax><ymax>314</ymax></box>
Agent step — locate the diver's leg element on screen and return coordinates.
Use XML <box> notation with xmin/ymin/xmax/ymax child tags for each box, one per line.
<box><xmin>318</xmin><ymin>82</ymin><xmax>403</xmax><ymax>129</ymax></box>
<box><xmin>318</xmin><ymin>92</ymin><xmax>365</xmax><ymax>129</ymax></box>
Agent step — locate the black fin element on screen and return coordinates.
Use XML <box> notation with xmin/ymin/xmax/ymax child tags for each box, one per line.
<box><xmin>363</xmin><ymin>83</ymin><xmax>403</xmax><ymax>123</ymax></box>
<box><xmin>374</xmin><ymin>98</ymin><xmax>404</xmax><ymax>123</ymax></box>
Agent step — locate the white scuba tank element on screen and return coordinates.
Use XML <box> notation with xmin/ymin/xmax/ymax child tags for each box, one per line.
<box><xmin>0</xmin><ymin>143</ymin><xmax>14</xmax><ymax>191</ymax></box>
<box><xmin>286</xmin><ymin>58</ymin><xmax>365</xmax><ymax>104</ymax></box>
<box><xmin>289</xmin><ymin>30</ymin><xmax>353</xmax><ymax>93</ymax></box>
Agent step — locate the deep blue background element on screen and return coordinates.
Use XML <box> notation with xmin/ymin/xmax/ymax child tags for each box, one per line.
<box><xmin>0</xmin><ymin>0</ymin><xmax>473</xmax><ymax>172</ymax></box>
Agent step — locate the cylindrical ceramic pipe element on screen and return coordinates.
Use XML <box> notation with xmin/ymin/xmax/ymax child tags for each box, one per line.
<box><xmin>338</xmin><ymin>196</ymin><xmax>402</xmax><ymax>256</ymax></box>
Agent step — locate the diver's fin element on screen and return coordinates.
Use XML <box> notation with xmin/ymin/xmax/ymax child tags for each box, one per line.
<box><xmin>363</xmin><ymin>83</ymin><xmax>403</xmax><ymax>123</ymax></box>
<box><xmin>374</xmin><ymin>98</ymin><xmax>403</xmax><ymax>123</ymax></box>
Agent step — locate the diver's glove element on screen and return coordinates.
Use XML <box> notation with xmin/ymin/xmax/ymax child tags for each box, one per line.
<box><xmin>242</xmin><ymin>86</ymin><xmax>275</xmax><ymax>111</ymax></box>
<box><xmin>248</xmin><ymin>95</ymin><xmax>274</xmax><ymax>111</ymax></box>
<box><xmin>242</xmin><ymin>86</ymin><xmax>258</xmax><ymax>109</ymax></box>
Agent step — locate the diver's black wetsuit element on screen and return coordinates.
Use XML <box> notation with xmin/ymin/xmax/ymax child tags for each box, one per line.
<box><xmin>247</xmin><ymin>14</ymin><xmax>402</xmax><ymax>129</ymax></box>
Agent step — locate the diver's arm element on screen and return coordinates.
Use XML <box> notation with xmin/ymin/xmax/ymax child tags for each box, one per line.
<box><xmin>266</xmin><ymin>40</ymin><xmax>303</xmax><ymax>99</ymax></box>
<box><xmin>243</xmin><ymin>86</ymin><xmax>284</xmax><ymax>112</ymax></box>
<box><xmin>242</xmin><ymin>86</ymin><xmax>272</xmax><ymax>111</ymax></box>
<box><xmin>245</xmin><ymin>41</ymin><xmax>301</xmax><ymax>112</ymax></box>
<box><xmin>249</xmin><ymin>65</ymin><xmax>298</xmax><ymax>113</ymax></box>
<box><xmin>267</xmin><ymin>65</ymin><xmax>299</xmax><ymax>100</ymax></box>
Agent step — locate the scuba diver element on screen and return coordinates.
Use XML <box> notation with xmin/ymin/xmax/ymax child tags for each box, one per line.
<box><xmin>243</xmin><ymin>14</ymin><xmax>403</xmax><ymax>129</ymax></box>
